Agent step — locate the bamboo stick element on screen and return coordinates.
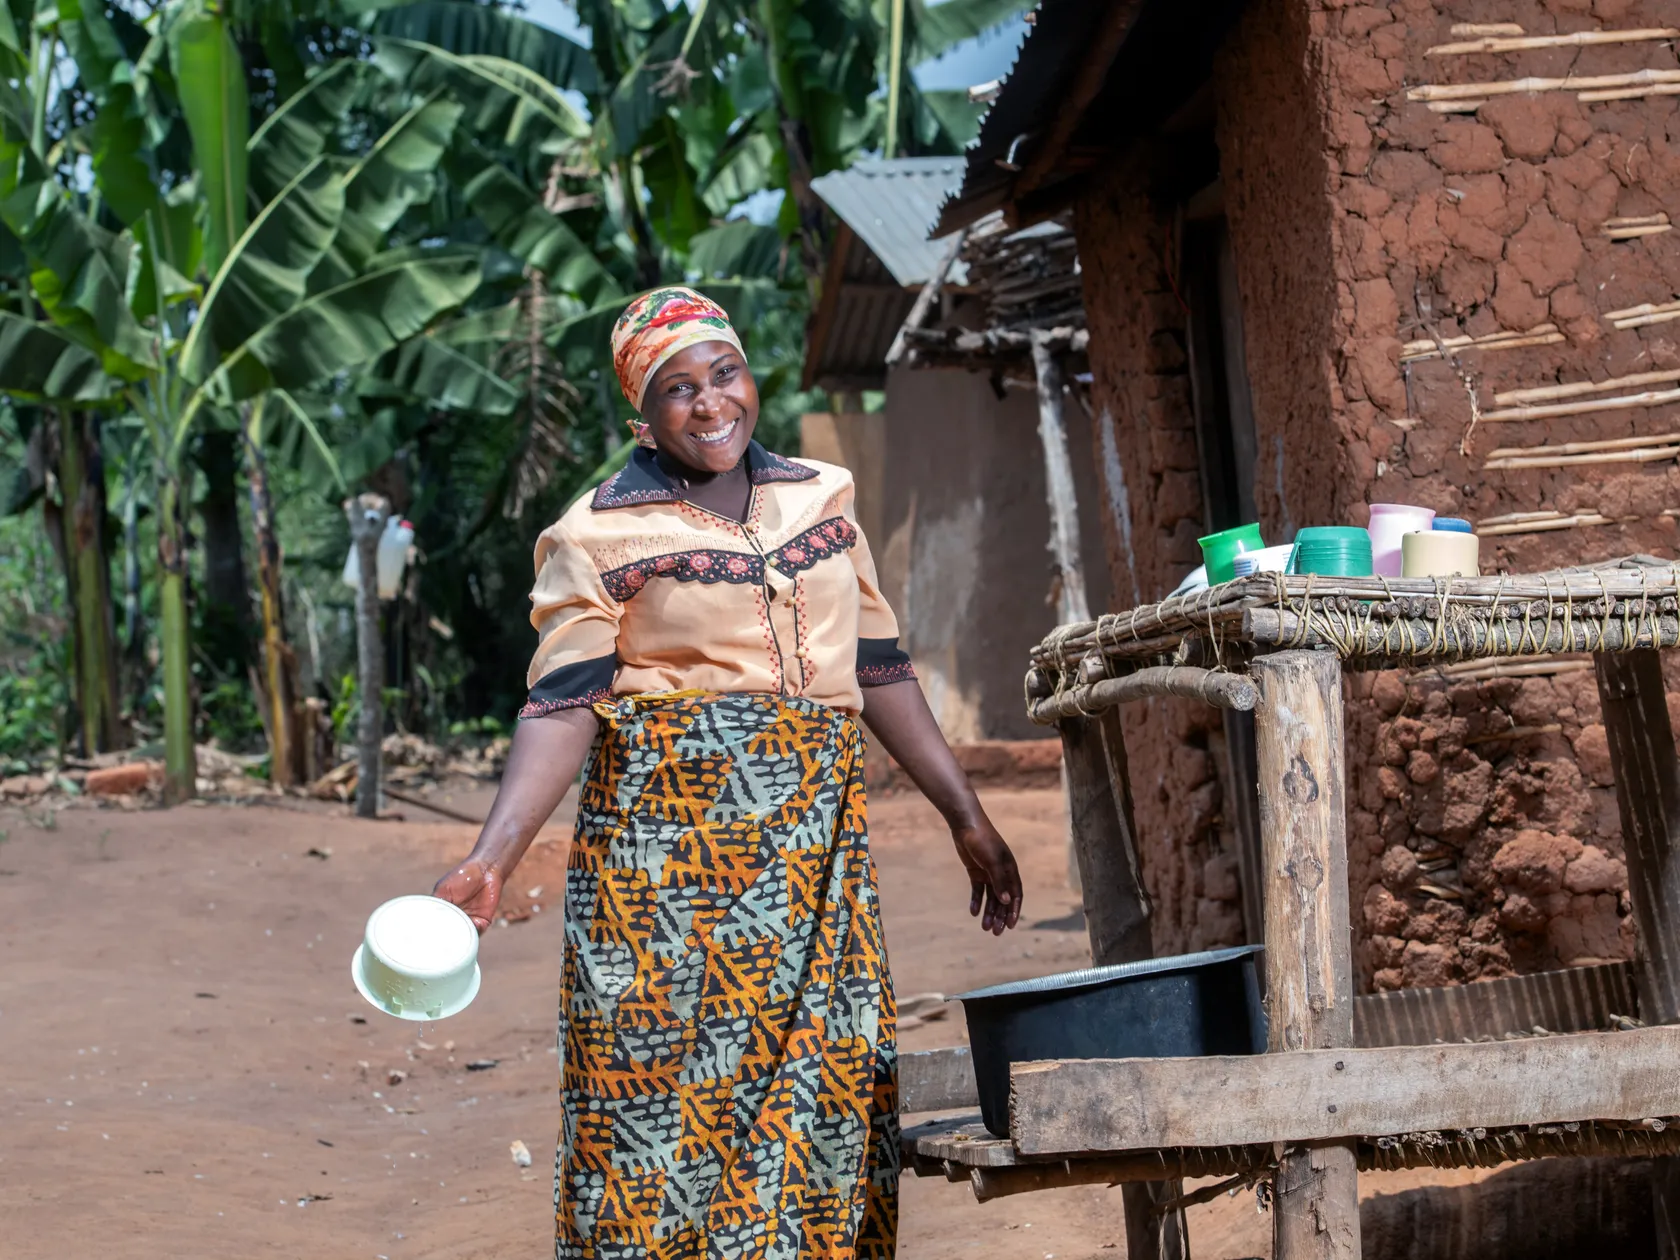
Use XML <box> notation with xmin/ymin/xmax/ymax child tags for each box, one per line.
<box><xmin>1615</xmin><ymin>309</ymin><xmax>1680</xmax><ymax>330</ymax></box>
<box><xmin>1408</xmin><ymin>68</ymin><xmax>1680</xmax><ymax>102</ymax></box>
<box><xmin>1480</xmin><ymin>386</ymin><xmax>1680</xmax><ymax>424</ymax></box>
<box><xmin>1494</xmin><ymin>370</ymin><xmax>1680</xmax><ymax>407</ymax></box>
<box><xmin>1485</xmin><ymin>431</ymin><xmax>1680</xmax><ymax>458</ymax></box>
<box><xmin>1606</xmin><ymin>224</ymin><xmax>1674</xmax><ymax>239</ymax></box>
<box><xmin>1607</xmin><ymin>300</ymin><xmax>1680</xmax><ymax>322</ymax></box>
<box><xmin>1428</xmin><ymin>99</ymin><xmax>1487</xmax><ymax>113</ymax></box>
<box><xmin>1450</xmin><ymin>23</ymin><xmax>1524</xmax><ymax>37</ymax></box>
<box><xmin>1478</xmin><ymin>512</ymin><xmax>1632</xmax><ymax>535</ymax></box>
<box><xmin>1400</xmin><ymin>324</ymin><xmax>1561</xmax><ymax>362</ymax></box>
<box><xmin>1242</xmin><ymin>607</ymin><xmax>1680</xmax><ymax>659</ymax></box>
<box><xmin>1476</xmin><ymin>510</ymin><xmax>1571</xmax><ymax>524</ymax></box>
<box><xmin>1605</xmin><ymin>214</ymin><xmax>1672</xmax><ymax>229</ymax></box>
<box><xmin>1580</xmin><ymin>83</ymin><xmax>1680</xmax><ymax>102</ymax></box>
<box><xmin>1428</xmin><ymin>28</ymin><xmax>1680</xmax><ymax>56</ymax></box>
<box><xmin>1483</xmin><ymin>445</ymin><xmax>1680</xmax><ymax>470</ymax></box>
<box><xmin>1434</xmin><ymin>656</ymin><xmax>1593</xmax><ymax>680</ymax></box>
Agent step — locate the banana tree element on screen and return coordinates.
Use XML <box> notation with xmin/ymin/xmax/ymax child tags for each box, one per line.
<box><xmin>0</xmin><ymin>21</ymin><xmax>490</xmax><ymax>800</ymax></box>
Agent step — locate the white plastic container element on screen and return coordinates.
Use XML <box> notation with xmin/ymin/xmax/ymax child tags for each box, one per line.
<box><xmin>1231</xmin><ymin>544</ymin><xmax>1295</xmax><ymax>577</ymax></box>
<box><xmin>342</xmin><ymin>517</ymin><xmax>415</xmax><ymax>599</ymax></box>
<box><xmin>1367</xmin><ymin>503</ymin><xmax>1435</xmax><ymax>577</ymax></box>
<box><xmin>351</xmin><ymin>894</ymin><xmax>481</xmax><ymax>1021</ymax></box>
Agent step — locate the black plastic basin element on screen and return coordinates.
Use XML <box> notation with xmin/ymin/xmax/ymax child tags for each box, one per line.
<box><xmin>952</xmin><ymin>945</ymin><xmax>1266</xmax><ymax>1137</ymax></box>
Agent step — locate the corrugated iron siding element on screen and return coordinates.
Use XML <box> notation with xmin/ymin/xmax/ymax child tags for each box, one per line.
<box><xmin>1353</xmin><ymin>962</ymin><xmax>1637</xmax><ymax>1048</ymax></box>
<box><xmin>811</xmin><ymin>157</ymin><xmax>968</xmax><ymax>287</ymax></box>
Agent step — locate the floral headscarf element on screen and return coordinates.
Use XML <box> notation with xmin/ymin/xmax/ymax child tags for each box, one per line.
<box><xmin>610</xmin><ymin>287</ymin><xmax>745</xmax><ymax>436</ymax></box>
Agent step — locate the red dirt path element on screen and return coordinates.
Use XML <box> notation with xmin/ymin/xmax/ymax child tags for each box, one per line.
<box><xmin>0</xmin><ymin>785</ymin><xmax>1475</xmax><ymax>1258</ymax></box>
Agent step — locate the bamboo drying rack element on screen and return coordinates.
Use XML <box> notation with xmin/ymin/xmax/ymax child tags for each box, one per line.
<box><xmin>909</xmin><ymin>555</ymin><xmax>1680</xmax><ymax>1260</ymax></box>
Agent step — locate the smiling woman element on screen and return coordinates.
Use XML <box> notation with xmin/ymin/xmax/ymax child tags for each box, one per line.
<box><xmin>433</xmin><ymin>285</ymin><xmax>1023</xmax><ymax>1260</ymax></box>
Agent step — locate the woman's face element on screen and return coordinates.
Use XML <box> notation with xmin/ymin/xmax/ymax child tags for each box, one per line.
<box><xmin>641</xmin><ymin>340</ymin><xmax>758</xmax><ymax>474</ymax></box>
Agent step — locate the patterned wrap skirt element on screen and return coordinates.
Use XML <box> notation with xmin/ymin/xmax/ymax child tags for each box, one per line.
<box><xmin>555</xmin><ymin>691</ymin><xmax>900</xmax><ymax>1259</ymax></box>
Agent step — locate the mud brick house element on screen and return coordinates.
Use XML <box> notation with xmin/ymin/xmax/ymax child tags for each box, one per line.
<box><xmin>935</xmin><ymin>0</ymin><xmax>1680</xmax><ymax>995</ymax></box>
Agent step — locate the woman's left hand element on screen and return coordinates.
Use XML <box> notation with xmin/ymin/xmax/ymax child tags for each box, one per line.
<box><xmin>952</xmin><ymin>819</ymin><xmax>1022</xmax><ymax>935</ymax></box>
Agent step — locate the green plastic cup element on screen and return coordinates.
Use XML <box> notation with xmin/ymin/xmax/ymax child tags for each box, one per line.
<box><xmin>1198</xmin><ymin>523</ymin><xmax>1265</xmax><ymax>585</ymax></box>
<box><xmin>1288</xmin><ymin>526</ymin><xmax>1373</xmax><ymax>577</ymax></box>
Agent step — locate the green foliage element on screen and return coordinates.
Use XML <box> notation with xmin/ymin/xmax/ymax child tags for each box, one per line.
<box><xmin>198</xmin><ymin>678</ymin><xmax>265</xmax><ymax>751</ymax></box>
<box><xmin>0</xmin><ymin>0</ymin><xmax>1027</xmax><ymax>748</ymax></box>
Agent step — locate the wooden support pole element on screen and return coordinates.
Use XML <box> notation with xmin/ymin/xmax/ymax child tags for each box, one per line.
<box><xmin>1031</xmin><ymin>329</ymin><xmax>1090</xmax><ymax>627</ymax></box>
<box><xmin>1594</xmin><ymin>648</ymin><xmax>1680</xmax><ymax>1022</ymax></box>
<box><xmin>1058</xmin><ymin>712</ymin><xmax>1153</xmax><ymax>968</ymax></box>
<box><xmin>346</xmin><ymin>493</ymin><xmax>391</xmax><ymax>820</ymax></box>
<box><xmin>1224</xmin><ymin>708</ymin><xmax>1266</xmax><ymax>945</ymax></box>
<box><xmin>1593</xmin><ymin>646</ymin><xmax>1680</xmax><ymax>1260</ymax></box>
<box><xmin>1058</xmin><ymin>709</ymin><xmax>1181</xmax><ymax>1257</ymax></box>
<box><xmin>1252</xmin><ymin>649</ymin><xmax>1360</xmax><ymax>1260</ymax></box>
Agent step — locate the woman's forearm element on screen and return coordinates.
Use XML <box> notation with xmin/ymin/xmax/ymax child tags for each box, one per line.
<box><xmin>857</xmin><ymin>679</ymin><xmax>984</xmax><ymax>827</ymax></box>
<box><xmin>467</xmin><ymin>707</ymin><xmax>600</xmax><ymax>876</ymax></box>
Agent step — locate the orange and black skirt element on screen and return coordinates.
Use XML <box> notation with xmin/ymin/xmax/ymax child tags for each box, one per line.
<box><xmin>555</xmin><ymin>691</ymin><xmax>899</xmax><ymax>1259</ymax></box>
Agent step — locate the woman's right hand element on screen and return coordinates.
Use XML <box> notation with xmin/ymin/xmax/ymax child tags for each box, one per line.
<box><xmin>434</xmin><ymin>856</ymin><xmax>504</xmax><ymax>934</ymax></box>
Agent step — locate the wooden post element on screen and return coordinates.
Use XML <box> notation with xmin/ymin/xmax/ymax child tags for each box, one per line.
<box><xmin>1594</xmin><ymin>648</ymin><xmax>1680</xmax><ymax>1022</ymax></box>
<box><xmin>1223</xmin><ymin>707</ymin><xmax>1266</xmax><ymax>944</ymax></box>
<box><xmin>1058</xmin><ymin>711</ymin><xmax>1153</xmax><ymax>965</ymax></box>
<box><xmin>346</xmin><ymin>494</ymin><xmax>390</xmax><ymax>820</ymax></box>
<box><xmin>1593</xmin><ymin>646</ymin><xmax>1680</xmax><ymax>1259</ymax></box>
<box><xmin>1030</xmin><ymin>329</ymin><xmax>1091</xmax><ymax>627</ymax></box>
<box><xmin>1252</xmin><ymin>649</ymin><xmax>1360</xmax><ymax>1260</ymax></box>
<box><xmin>1059</xmin><ymin>709</ymin><xmax>1184</xmax><ymax>1258</ymax></box>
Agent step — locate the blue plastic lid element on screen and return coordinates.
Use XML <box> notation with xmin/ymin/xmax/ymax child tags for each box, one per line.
<box><xmin>1433</xmin><ymin>518</ymin><xmax>1473</xmax><ymax>533</ymax></box>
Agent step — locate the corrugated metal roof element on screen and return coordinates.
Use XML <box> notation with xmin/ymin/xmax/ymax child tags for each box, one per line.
<box><xmin>934</xmin><ymin>0</ymin><xmax>1250</xmax><ymax>235</ymax></box>
<box><xmin>811</xmin><ymin>158</ymin><xmax>968</xmax><ymax>286</ymax></box>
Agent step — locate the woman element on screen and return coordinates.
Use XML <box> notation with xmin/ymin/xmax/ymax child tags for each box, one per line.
<box><xmin>435</xmin><ymin>287</ymin><xmax>1022</xmax><ymax>1259</ymax></box>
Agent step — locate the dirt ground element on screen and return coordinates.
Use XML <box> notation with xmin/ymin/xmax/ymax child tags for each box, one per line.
<box><xmin>0</xmin><ymin>782</ymin><xmax>1484</xmax><ymax>1259</ymax></box>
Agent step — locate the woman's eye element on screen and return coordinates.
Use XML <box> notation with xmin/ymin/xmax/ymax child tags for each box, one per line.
<box><xmin>717</xmin><ymin>364</ymin><xmax>735</xmax><ymax>380</ymax></box>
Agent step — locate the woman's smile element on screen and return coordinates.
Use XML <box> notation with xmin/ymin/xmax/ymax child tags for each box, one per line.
<box><xmin>691</xmin><ymin>418</ymin><xmax>738</xmax><ymax>445</ymax></box>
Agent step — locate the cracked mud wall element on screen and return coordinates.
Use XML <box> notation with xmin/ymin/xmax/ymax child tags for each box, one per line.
<box><xmin>1073</xmin><ymin>0</ymin><xmax>1680</xmax><ymax>980</ymax></box>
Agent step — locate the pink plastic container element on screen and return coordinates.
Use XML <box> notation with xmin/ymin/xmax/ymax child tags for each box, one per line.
<box><xmin>1367</xmin><ymin>504</ymin><xmax>1436</xmax><ymax>577</ymax></box>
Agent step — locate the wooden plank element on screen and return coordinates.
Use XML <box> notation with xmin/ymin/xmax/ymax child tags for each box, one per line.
<box><xmin>1010</xmin><ymin>1025</ymin><xmax>1680</xmax><ymax>1153</ymax></box>
<box><xmin>904</xmin><ymin>967</ymin><xmax>1640</xmax><ymax>1124</ymax></box>
<box><xmin>900</xmin><ymin>1047</ymin><xmax>977</xmax><ymax>1114</ymax></box>
<box><xmin>1252</xmin><ymin>650</ymin><xmax>1360</xmax><ymax>1260</ymax></box>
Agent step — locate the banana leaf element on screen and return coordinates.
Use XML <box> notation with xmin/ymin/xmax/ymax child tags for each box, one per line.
<box><xmin>369</xmin><ymin>1</ymin><xmax>599</xmax><ymax>95</ymax></box>
<box><xmin>0</xmin><ymin>310</ymin><xmax>122</xmax><ymax>401</ymax></box>
<box><xmin>170</xmin><ymin>5</ymin><xmax>250</xmax><ymax>278</ymax></box>
<box><xmin>197</xmin><ymin>245</ymin><xmax>483</xmax><ymax>409</ymax></box>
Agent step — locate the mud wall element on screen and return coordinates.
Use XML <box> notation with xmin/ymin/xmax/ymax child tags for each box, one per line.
<box><xmin>1074</xmin><ymin>154</ymin><xmax>1250</xmax><ymax>954</ymax></box>
<box><xmin>1075</xmin><ymin>0</ymin><xmax>1680</xmax><ymax>979</ymax></box>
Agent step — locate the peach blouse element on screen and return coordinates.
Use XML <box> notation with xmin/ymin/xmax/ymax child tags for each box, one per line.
<box><xmin>520</xmin><ymin>441</ymin><xmax>913</xmax><ymax>717</ymax></box>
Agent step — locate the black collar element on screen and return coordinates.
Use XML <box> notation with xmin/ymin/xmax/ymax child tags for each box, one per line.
<box><xmin>590</xmin><ymin>440</ymin><xmax>816</xmax><ymax>511</ymax></box>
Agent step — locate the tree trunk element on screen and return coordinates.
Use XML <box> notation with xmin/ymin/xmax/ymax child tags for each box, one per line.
<box><xmin>121</xmin><ymin>451</ymin><xmax>147</xmax><ymax>710</ymax></box>
<box><xmin>346</xmin><ymin>494</ymin><xmax>390</xmax><ymax>819</ymax></box>
<box><xmin>245</xmin><ymin>403</ymin><xmax>302</xmax><ymax>788</ymax></box>
<box><xmin>196</xmin><ymin>428</ymin><xmax>253</xmax><ymax>675</ymax></box>
<box><xmin>158</xmin><ymin>473</ymin><xmax>197</xmax><ymax>803</ymax></box>
<box><xmin>56</xmin><ymin>411</ymin><xmax>124</xmax><ymax>753</ymax></box>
